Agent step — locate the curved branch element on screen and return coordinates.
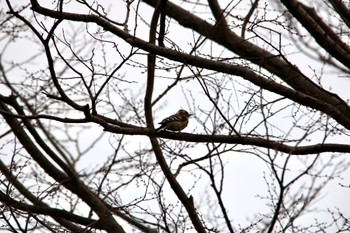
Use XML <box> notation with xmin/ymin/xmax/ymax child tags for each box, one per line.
<box><xmin>142</xmin><ymin>0</ymin><xmax>350</xmax><ymax>120</ymax></box>
<box><xmin>329</xmin><ymin>0</ymin><xmax>350</xmax><ymax>28</ymax></box>
<box><xmin>241</xmin><ymin>0</ymin><xmax>259</xmax><ymax>38</ymax></box>
<box><xmin>208</xmin><ymin>0</ymin><xmax>230</xmax><ymax>29</ymax></box>
<box><xmin>281</xmin><ymin>0</ymin><xmax>350</xmax><ymax>69</ymax></box>
<box><xmin>0</xmin><ymin>190</ymin><xmax>102</xmax><ymax>230</ymax></box>
<box><xmin>0</xmin><ymin>101</ymin><xmax>126</xmax><ymax>233</ymax></box>
<box><xmin>91</xmin><ymin>116</ymin><xmax>350</xmax><ymax>155</ymax></box>
<box><xmin>157</xmin><ymin>132</ymin><xmax>350</xmax><ymax>155</ymax></box>
<box><xmin>144</xmin><ymin>1</ymin><xmax>207</xmax><ymax>232</ymax></box>
<box><xmin>0</xmin><ymin>160</ymin><xmax>86</xmax><ymax>232</ymax></box>
<box><xmin>28</xmin><ymin>1</ymin><xmax>350</xmax><ymax>131</ymax></box>
<box><xmin>1</xmin><ymin>99</ymin><xmax>349</xmax><ymax>156</ymax></box>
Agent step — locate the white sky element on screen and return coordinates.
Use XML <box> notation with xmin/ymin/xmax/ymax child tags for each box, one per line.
<box><xmin>0</xmin><ymin>0</ymin><xmax>350</xmax><ymax>232</ymax></box>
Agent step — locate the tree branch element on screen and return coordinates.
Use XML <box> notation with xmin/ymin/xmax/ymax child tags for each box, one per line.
<box><xmin>28</xmin><ymin>0</ymin><xmax>350</xmax><ymax>131</ymax></box>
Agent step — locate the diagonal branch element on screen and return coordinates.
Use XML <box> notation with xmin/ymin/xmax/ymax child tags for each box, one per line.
<box><xmin>144</xmin><ymin>1</ymin><xmax>207</xmax><ymax>232</ymax></box>
<box><xmin>0</xmin><ymin>101</ymin><xmax>126</xmax><ymax>233</ymax></box>
<box><xmin>28</xmin><ymin>0</ymin><xmax>350</xmax><ymax>130</ymax></box>
<box><xmin>142</xmin><ymin>0</ymin><xmax>350</xmax><ymax>119</ymax></box>
<box><xmin>281</xmin><ymin>0</ymin><xmax>350</xmax><ymax>68</ymax></box>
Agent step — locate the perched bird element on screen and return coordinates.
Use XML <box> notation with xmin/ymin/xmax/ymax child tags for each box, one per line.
<box><xmin>156</xmin><ymin>109</ymin><xmax>192</xmax><ymax>132</ymax></box>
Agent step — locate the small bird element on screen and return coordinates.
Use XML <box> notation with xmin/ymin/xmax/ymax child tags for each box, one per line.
<box><xmin>156</xmin><ymin>109</ymin><xmax>192</xmax><ymax>132</ymax></box>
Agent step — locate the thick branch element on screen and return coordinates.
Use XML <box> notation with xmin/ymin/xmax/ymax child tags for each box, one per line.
<box><xmin>145</xmin><ymin>2</ymin><xmax>207</xmax><ymax>232</ymax></box>
<box><xmin>329</xmin><ymin>0</ymin><xmax>350</xmax><ymax>28</ymax></box>
<box><xmin>1</xmin><ymin>98</ymin><xmax>349</xmax><ymax>155</ymax></box>
<box><xmin>0</xmin><ymin>101</ymin><xmax>125</xmax><ymax>233</ymax></box>
<box><xmin>281</xmin><ymin>0</ymin><xmax>350</xmax><ymax>68</ymax></box>
<box><xmin>0</xmin><ymin>190</ymin><xmax>102</xmax><ymax>230</ymax></box>
<box><xmin>142</xmin><ymin>0</ymin><xmax>350</xmax><ymax>120</ymax></box>
<box><xmin>28</xmin><ymin>1</ymin><xmax>350</xmax><ymax>130</ymax></box>
<box><xmin>91</xmin><ymin>114</ymin><xmax>350</xmax><ymax>155</ymax></box>
<box><xmin>0</xmin><ymin>160</ymin><xmax>86</xmax><ymax>232</ymax></box>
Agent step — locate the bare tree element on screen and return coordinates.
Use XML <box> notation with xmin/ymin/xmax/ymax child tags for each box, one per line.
<box><xmin>1</xmin><ymin>0</ymin><xmax>350</xmax><ymax>232</ymax></box>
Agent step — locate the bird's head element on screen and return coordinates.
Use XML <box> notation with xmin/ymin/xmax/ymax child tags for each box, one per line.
<box><xmin>177</xmin><ymin>109</ymin><xmax>192</xmax><ymax>118</ymax></box>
